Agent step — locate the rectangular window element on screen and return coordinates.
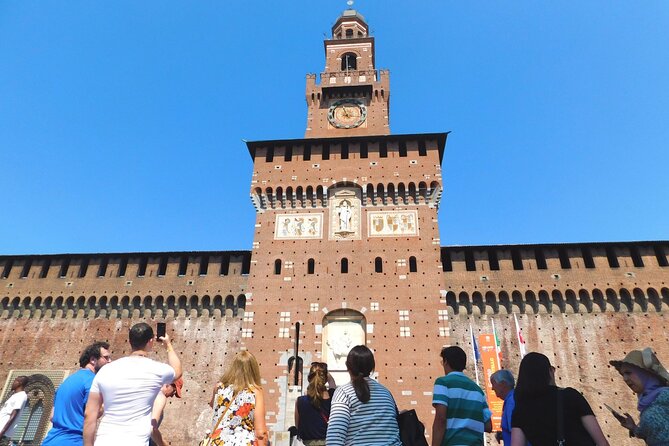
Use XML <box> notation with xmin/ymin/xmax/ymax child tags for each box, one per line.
<box><xmin>265</xmin><ymin>146</ymin><xmax>273</xmax><ymax>162</ymax></box>
<box><xmin>220</xmin><ymin>255</ymin><xmax>230</xmax><ymax>275</ymax></box>
<box><xmin>360</xmin><ymin>142</ymin><xmax>368</xmax><ymax>158</ymax></box>
<box><xmin>534</xmin><ymin>249</ymin><xmax>547</xmax><ymax>270</ymax></box>
<box><xmin>399</xmin><ymin>141</ymin><xmax>407</xmax><ymax>157</ymax></box>
<box><xmin>606</xmin><ymin>247</ymin><xmax>619</xmax><ymax>268</ymax></box>
<box><xmin>137</xmin><ymin>257</ymin><xmax>148</xmax><ymax>277</ymax></box>
<box><xmin>441</xmin><ymin>249</ymin><xmax>452</xmax><ymax>272</ymax></box>
<box><xmin>303</xmin><ymin>144</ymin><xmax>311</xmax><ymax>161</ymax></box>
<box><xmin>78</xmin><ymin>258</ymin><xmax>89</xmax><ymax>278</ymax></box>
<box><xmin>654</xmin><ymin>245</ymin><xmax>669</xmax><ymax>267</ymax></box>
<box><xmin>20</xmin><ymin>260</ymin><xmax>32</xmax><ymax>278</ymax></box>
<box><xmin>630</xmin><ymin>246</ymin><xmax>644</xmax><ymax>267</ymax></box>
<box><xmin>418</xmin><ymin>140</ymin><xmax>427</xmax><ymax>156</ymax></box>
<box><xmin>322</xmin><ymin>144</ymin><xmax>330</xmax><ymax>160</ymax></box>
<box><xmin>40</xmin><ymin>259</ymin><xmax>51</xmax><ymax>278</ymax></box>
<box><xmin>285</xmin><ymin>145</ymin><xmax>292</xmax><ymax>162</ymax></box>
<box><xmin>380</xmin><ymin>141</ymin><xmax>388</xmax><ymax>158</ymax></box>
<box><xmin>178</xmin><ymin>256</ymin><xmax>188</xmax><ymax>276</ymax></box>
<box><xmin>241</xmin><ymin>253</ymin><xmax>251</xmax><ymax>275</ymax></box>
<box><xmin>581</xmin><ymin>247</ymin><xmax>595</xmax><ymax>269</ymax></box>
<box><xmin>158</xmin><ymin>257</ymin><xmax>168</xmax><ymax>276</ymax></box>
<box><xmin>464</xmin><ymin>250</ymin><xmax>476</xmax><ymax>271</ymax></box>
<box><xmin>1</xmin><ymin>260</ymin><xmax>12</xmax><ymax>279</ymax></box>
<box><xmin>117</xmin><ymin>257</ymin><xmax>128</xmax><ymax>277</ymax></box>
<box><xmin>511</xmin><ymin>250</ymin><xmax>524</xmax><ymax>270</ymax></box>
<box><xmin>98</xmin><ymin>258</ymin><xmax>108</xmax><ymax>277</ymax></box>
<box><xmin>59</xmin><ymin>258</ymin><xmax>71</xmax><ymax>278</ymax></box>
<box><xmin>488</xmin><ymin>250</ymin><xmax>499</xmax><ymax>271</ymax></box>
<box><xmin>341</xmin><ymin>143</ymin><xmax>349</xmax><ymax>159</ymax></box>
<box><xmin>558</xmin><ymin>249</ymin><xmax>571</xmax><ymax>269</ymax></box>
<box><xmin>199</xmin><ymin>255</ymin><xmax>209</xmax><ymax>276</ymax></box>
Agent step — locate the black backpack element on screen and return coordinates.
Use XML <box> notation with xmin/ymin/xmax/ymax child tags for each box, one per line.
<box><xmin>398</xmin><ymin>409</ymin><xmax>429</xmax><ymax>446</ymax></box>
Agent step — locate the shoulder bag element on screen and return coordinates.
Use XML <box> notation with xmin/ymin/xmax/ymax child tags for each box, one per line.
<box><xmin>198</xmin><ymin>390</ymin><xmax>239</xmax><ymax>446</ymax></box>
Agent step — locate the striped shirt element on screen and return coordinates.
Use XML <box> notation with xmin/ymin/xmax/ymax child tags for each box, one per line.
<box><xmin>326</xmin><ymin>378</ymin><xmax>402</xmax><ymax>446</ymax></box>
<box><xmin>432</xmin><ymin>372</ymin><xmax>492</xmax><ymax>446</ymax></box>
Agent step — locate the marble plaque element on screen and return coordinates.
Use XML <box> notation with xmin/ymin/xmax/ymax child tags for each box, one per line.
<box><xmin>367</xmin><ymin>210</ymin><xmax>419</xmax><ymax>237</ymax></box>
<box><xmin>274</xmin><ymin>213</ymin><xmax>323</xmax><ymax>240</ymax></box>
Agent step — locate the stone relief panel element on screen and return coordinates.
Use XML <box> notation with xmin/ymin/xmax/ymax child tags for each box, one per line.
<box><xmin>367</xmin><ymin>210</ymin><xmax>419</xmax><ymax>237</ymax></box>
<box><xmin>274</xmin><ymin>213</ymin><xmax>323</xmax><ymax>240</ymax></box>
<box><xmin>329</xmin><ymin>188</ymin><xmax>361</xmax><ymax>240</ymax></box>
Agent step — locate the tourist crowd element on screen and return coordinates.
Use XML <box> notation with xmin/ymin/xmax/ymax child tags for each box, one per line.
<box><xmin>0</xmin><ymin>322</ymin><xmax>666</xmax><ymax>446</ymax></box>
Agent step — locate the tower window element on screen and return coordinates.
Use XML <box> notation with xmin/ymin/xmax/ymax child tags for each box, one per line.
<box><xmin>40</xmin><ymin>259</ymin><xmax>51</xmax><ymax>278</ymax></box>
<box><xmin>534</xmin><ymin>249</ymin><xmax>547</xmax><ymax>270</ymax></box>
<box><xmin>78</xmin><ymin>258</ymin><xmax>89</xmax><ymax>278</ymax></box>
<box><xmin>409</xmin><ymin>256</ymin><xmax>418</xmax><ymax>273</ymax></box>
<box><xmin>341</xmin><ymin>52</ymin><xmax>357</xmax><ymax>70</ymax></box>
<box><xmin>380</xmin><ymin>142</ymin><xmax>388</xmax><ymax>158</ymax></box>
<box><xmin>341</xmin><ymin>143</ymin><xmax>349</xmax><ymax>159</ymax></box>
<box><xmin>308</xmin><ymin>258</ymin><xmax>315</xmax><ymax>274</ymax></box>
<box><xmin>20</xmin><ymin>259</ymin><xmax>32</xmax><ymax>278</ymax></box>
<box><xmin>274</xmin><ymin>259</ymin><xmax>282</xmax><ymax>275</ymax></box>
<box><xmin>360</xmin><ymin>142</ymin><xmax>368</xmax><ymax>159</ymax></box>
<box><xmin>220</xmin><ymin>255</ymin><xmax>230</xmax><ymax>275</ymax></box>
<box><xmin>464</xmin><ymin>250</ymin><xmax>476</xmax><ymax>272</ymax></box>
<box><xmin>582</xmin><ymin>247</ymin><xmax>595</xmax><ymax>269</ymax></box>
<box><xmin>654</xmin><ymin>245</ymin><xmax>669</xmax><ymax>267</ymax></box>
<box><xmin>157</xmin><ymin>256</ymin><xmax>168</xmax><ymax>276</ymax></box>
<box><xmin>137</xmin><ymin>257</ymin><xmax>148</xmax><ymax>277</ymax></box>
<box><xmin>1</xmin><ymin>260</ymin><xmax>13</xmax><ymax>279</ymax></box>
<box><xmin>606</xmin><ymin>247</ymin><xmax>619</xmax><ymax>268</ymax></box>
<box><xmin>418</xmin><ymin>140</ymin><xmax>427</xmax><ymax>157</ymax></box>
<box><xmin>178</xmin><ymin>256</ymin><xmax>188</xmax><ymax>276</ymax></box>
<box><xmin>199</xmin><ymin>255</ymin><xmax>209</xmax><ymax>276</ymax></box>
<box><xmin>511</xmin><ymin>250</ymin><xmax>524</xmax><ymax>270</ymax></box>
<box><xmin>488</xmin><ymin>250</ymin><xmax>499</xmax><ymax>271</ymax></box>
<box><xmin>375</xmin><ymin>257</ymin><xmax>383</xmax><ymax>273</ymax></box>
<box><xmin>341</xmin><ymin>258</ymin><xmax>349</xmax><ymax>274</ymax></box>
<box><xmin>60</xmin><ymin>258</ymin><xmax>71</xmax><ymax>278</ymax></box>
<box><xmin>117</xmin><ymin>257</ymin><xmax>128</xmax><ymax>277</ymax></box>
<box><xmin>98</xmin><ymin>258</ymin><xmax>109</xmax><ymax>277</ymax></box>
<box><xmin>630</xmin><ymin>246</ymin><xmax>644</xmax><ymax>267</ymax></box>
<box><xmin>558</xmin><ymin>249</ymin><xmax>571</xmax><ymax>269</ymax></box>
<box><xmin>345</xmin><ymin>29</ymin><xmax>354</xmax><ymax>39</ymax></box>
<box><xmin>441</xmin><ymin>249</ymin><xmax>452</xmax><ymax>272</ymax></box>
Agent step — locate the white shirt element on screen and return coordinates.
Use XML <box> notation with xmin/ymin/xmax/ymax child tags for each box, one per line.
<box><xmin>0</xmin><ymin>391</ymin><xmax>27</xmax><ymax>438</ymax></box>
<box><xmin>90</xmin><ymin>356</ymin><xmax>175</xmax><ymax>446</ymax></box>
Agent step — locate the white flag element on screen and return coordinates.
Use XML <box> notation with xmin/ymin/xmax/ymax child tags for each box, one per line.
<box><xmin>514</xmin><ymin>313</ymin><xmax>527</xmax><ymax>358</ymax></box>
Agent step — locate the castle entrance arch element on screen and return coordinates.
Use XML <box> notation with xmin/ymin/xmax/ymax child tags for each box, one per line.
<box><xmin>322</xmin><ymin>309</ymin><xmax>366</xmax><ymax>386</ymax></box>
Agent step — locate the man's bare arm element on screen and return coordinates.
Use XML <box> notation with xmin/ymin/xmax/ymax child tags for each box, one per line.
<box><xmin>83</xmin><ymin>392</ymin><xmax>103</xmax><ymax>446</ymax></box>
<box><xmin>431</xmin><ymin>404</ymin><xmax>447</xmax><ymax>446</ymax></box>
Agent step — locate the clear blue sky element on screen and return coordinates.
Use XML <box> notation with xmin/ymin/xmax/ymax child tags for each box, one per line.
<box><xmin>1</xmin><ymin>1</ymin><xmax>668</xmax><ymax>255</ymax></box>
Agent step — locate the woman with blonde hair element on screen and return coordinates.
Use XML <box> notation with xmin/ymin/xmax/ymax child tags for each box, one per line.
<box><xmin>295</xmin><ymin>362</ymin><xmax>335</xmax><ymax>446</ymax></box>
<box><xmin>207</xmin><ymin>350</ymin><xmax>268</xmax><ymax>446</ymax></box>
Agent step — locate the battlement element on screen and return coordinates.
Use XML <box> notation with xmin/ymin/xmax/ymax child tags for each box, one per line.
<box><xmin>441</xmin><ymin>241</ymin><xmax>669</xmax><ymax>315</ymax></box>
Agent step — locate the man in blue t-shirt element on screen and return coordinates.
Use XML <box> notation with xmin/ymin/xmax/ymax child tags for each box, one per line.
<box><xmin>42</xmin><ymin>341</ymin><xmax>112</xmax><ymax>446</ymax></box>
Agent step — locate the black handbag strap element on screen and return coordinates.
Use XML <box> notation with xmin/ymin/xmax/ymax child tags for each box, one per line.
<box><xmin>557</xmin><ymin>388</ymin><xmax>565</xmax><ymax>446</ymax></box>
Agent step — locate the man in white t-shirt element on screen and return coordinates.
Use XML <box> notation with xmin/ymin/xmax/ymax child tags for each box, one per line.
<box><xmin>0</xmin><ymin>376</ymin><xmax>29</xmax><ymax>446</ymax></box>
<box><xmin>83</xmin><ymin>323</ymin><xmax>182</xmax><ymax>446</ymax></box>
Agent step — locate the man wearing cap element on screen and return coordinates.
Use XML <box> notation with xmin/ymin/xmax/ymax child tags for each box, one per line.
<box><xmin>42</xmin><ymin>341</ymin><xmax>112</xmax><ymax>446</ymax></box>
<box><xmin>149</xmin><ymin>378</ymin><xmax>183</xmax><ymax>446</ymax></box>
<box><xmin>609</xmin><ymin>348</ymin><xmax>669</xmax><ymax>445</ymax></box>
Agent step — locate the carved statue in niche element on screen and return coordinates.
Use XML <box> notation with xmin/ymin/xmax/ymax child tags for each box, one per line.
<box><xmin>337</xmin><ymin>200</ymin><xmax>352</xmax><ymax>231</ymax></box>
<box><xmin>329</xmin><ymin>188</ymin><xmax>361</xmax><ymax>240</ymax></box>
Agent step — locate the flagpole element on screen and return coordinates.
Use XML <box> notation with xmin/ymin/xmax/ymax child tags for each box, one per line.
<box><xmin>491</xmin><ymin>317</ymin><xmax>501</xmax><ymax>369</ymax></box>
<box><xmin>469</xmin><ymin>322</ymin><xmax>480</xmax><ymax>385</ymax></box>
<box><xmin>514</xmin><ymin>312</ymin><xmax>527</xmax><ymax>358</ymax></box>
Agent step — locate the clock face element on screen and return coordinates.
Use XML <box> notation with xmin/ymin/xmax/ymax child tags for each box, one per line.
<box><xmin>328</xmin><ymin>99</ymin><xmax>367</xmax><ymax>129</ymax></box>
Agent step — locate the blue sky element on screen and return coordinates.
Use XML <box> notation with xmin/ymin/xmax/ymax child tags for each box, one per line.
<box><xmin>1</xmin><ymin>1</ymin><xmax>668</xmax><ymax>254</ymax></box>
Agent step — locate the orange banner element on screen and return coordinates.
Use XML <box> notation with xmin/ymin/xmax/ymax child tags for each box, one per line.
<box><xmin>478</xmin><ymin>334</ymin><xmax>503</xmax><ymax>432</ymax></box>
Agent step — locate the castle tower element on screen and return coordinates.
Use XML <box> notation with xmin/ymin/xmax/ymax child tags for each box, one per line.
<box><xmin>243</xmin><ymin>7</ymin><xmax>449</xmax><ymax>434</ymax></box>
<box><xmin>305</xmin><ymin>9</ymin><xmax>390</xmax><ymax>138</ymax></box>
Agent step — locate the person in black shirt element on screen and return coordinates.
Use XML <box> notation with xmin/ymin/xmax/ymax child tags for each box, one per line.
<box><xmin>511</xmin><ymin>352</ymin><xmax>609</xmax><ymax>446</ymax></box>
<box><xmin>295</xmin><ymin>362</ymin><xmax>335</xmax><ymax>446</ymax></box>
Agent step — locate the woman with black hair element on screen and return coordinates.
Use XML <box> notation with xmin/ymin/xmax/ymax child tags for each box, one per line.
<box><xmin>511</xmin><ymin>352</ymin><xmax>609</xmax><ymax>446</ymax></box>
<box><xmin>326</xmin><ymin>345</ymin><xmax>402</xmax><ymax>446</ymax></box>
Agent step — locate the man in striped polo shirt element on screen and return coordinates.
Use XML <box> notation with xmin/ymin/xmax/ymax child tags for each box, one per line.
<box><xmin>432</xmin><ymin>346</ymin><xmax>492</xmax><ymax>446</ymax></box>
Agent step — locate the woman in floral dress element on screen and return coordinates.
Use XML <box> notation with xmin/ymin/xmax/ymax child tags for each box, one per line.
<box><xmin>208</xmin><ymin>351</ymin><xmax>268</xmax><ymax>446</ymax></box>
